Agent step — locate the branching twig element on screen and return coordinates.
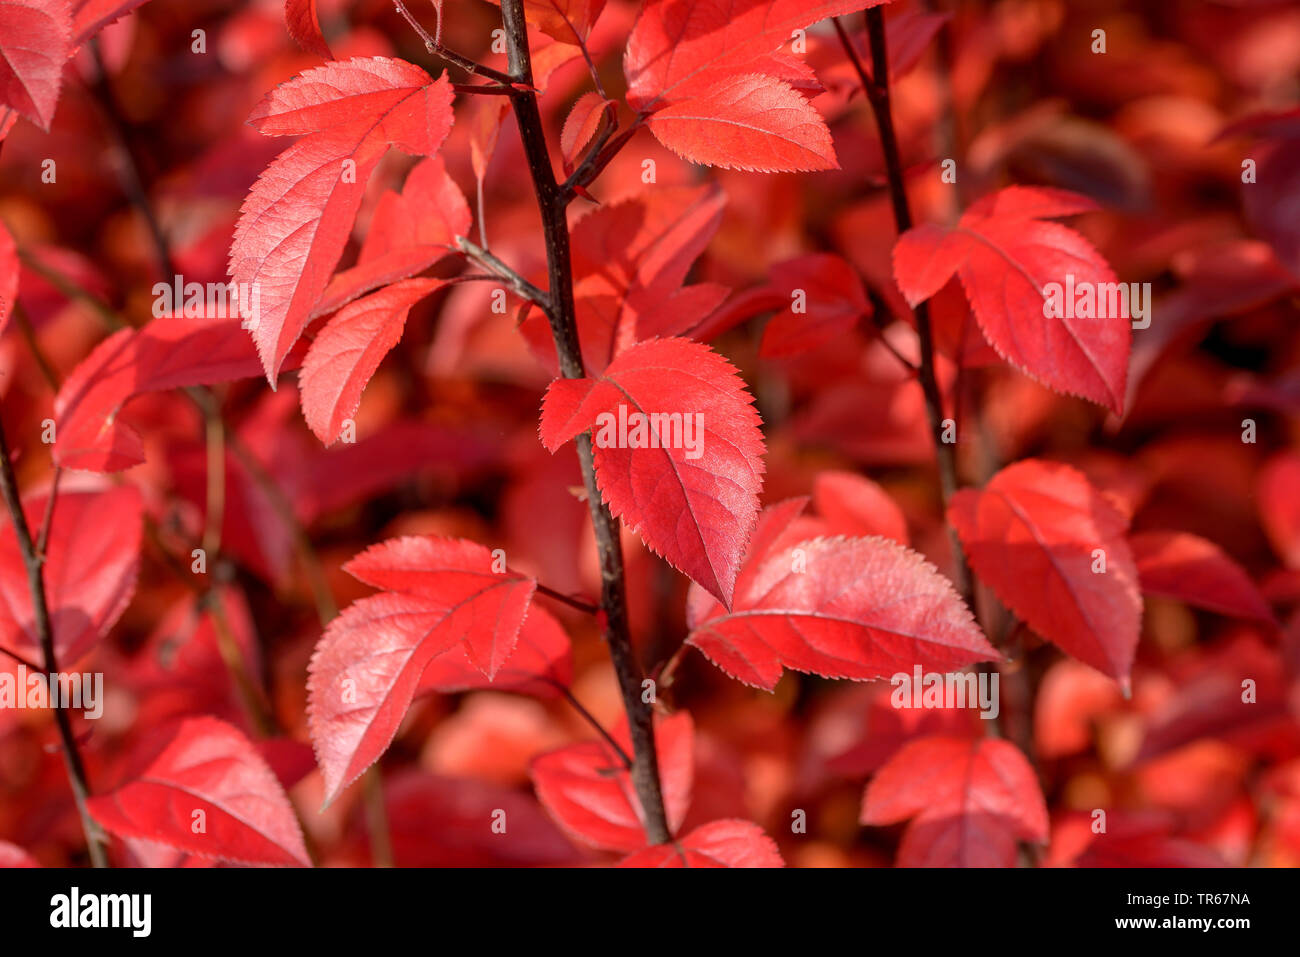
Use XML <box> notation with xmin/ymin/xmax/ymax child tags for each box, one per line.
<box><xmin>497</xmin><ymin>0</ymin><xmax>671</xmax><ymax>844</ymax></box>
<box><xmin>455</xmin><ymin>236</ymin><xmax>553</xmax><ymax>313</ymax></box>
<box><xmin>535</xmin><ymin>583</ymin><xmax>599</xmax><ymax>615</ymax></box>
<box><xmin>393</xmin><ymin>0</ymin><xmax>513</xmax><ymax>85</ymax></box>
<box><xmin>553</xmin><ymin>683</ymin><xmax>633</xmax><ymax>769</ymax></box>
<box><xmin>561</xmin><ymin>122</ymin><xmax>640</xmax><ymax>200</ymax></box>
<box><xmin>0</xmin><ymin>423</ymin><xmax>107</xmax><ymax>867</ymax></box>
<box><xmin>836</xmin><ymin>11</ymin><xmax>972</xmax><ymax>602</ymax></box>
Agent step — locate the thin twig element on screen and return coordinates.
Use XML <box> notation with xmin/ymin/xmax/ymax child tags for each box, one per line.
<box><xmin>837</xmin><ymin>10</ymin><xmax>971</xmax><ymax>602</ymax></box>
<box><xmin>535</xmin><ymin>582</ymin><xmax>599</xmax><ymax>615</ymax></box>
<box><xmin>393</xmin><ymin>0</ymin><xmax>513</xmax><ymax>84</ymax></box>
<box><xmin>35</xmin><ymin>466</ymin><xmax>60</xmax><ymax>560</ymax></box>
<box><xmin>452</xmin><ymin>83</ymin><xmax>515</xmax><ymax>96</ymax></box>
<box><xmin>88</xmin><ymin>40</ymin><xmax>177</xmax><ymax>280</ymax></box>
<box><xmin>455</xmin><ymin>235</ymin><xmax>553</xmax><ymax>313</ymax></box>
<box><xmin>498</xmin><ymin>0</ymin><xmax>672</xmax><ymax>845</ymax></box>
<box><xmin>554</xmin><ymin>683</ymin><xmax>633</xmax><ymax>769</ymax></box>
<box><xmin>0</xmin><ymin>645</ymin><xmax>43</xmax><ymax>671</ymax></box>
<box><xmin>13</xmin><ymin>304</ymin><xmax>61</xmax><ymax>392</ymax></box>
<box><xmin>0</xmin><ymin>422</ymin><xmax>107</xmax><ymax>867</ymax></box>
<box><xmin>561</xmin><ymin>122</ymin><xmax>640</xmax><ymax>200</ymax></box>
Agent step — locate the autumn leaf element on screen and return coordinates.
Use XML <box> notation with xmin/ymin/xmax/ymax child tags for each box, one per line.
<box><xmin>893</xmin><ymin>186</ymin><xmax>1129</xmax><ymax>413</ymax></box>
<box><xmin>53</xmin><ymin>317</ymin><xmax>277</xmax><ymax>472</ymax></box>
<box><xmin>307</xmin><ymin>537</ymin><xmax>538</xmax><ymax>806</ymax></box>
<box><xmin>539</xmin><ymin>337</ymin><xmax>765</xmax><ymax>607</ymax></box>
<box><xmin>1129</xmin><ymin>530</ymin><xmax>1274</xmax><ymax>623</ymax></box>
<box><xmin>861</xmin><ymin>735</ymin><xmax>1048</xmax><ymax>867</ymax></box>
<box><xmin>299</xmin><ymin>278</ymin><xmax>446</xmax><ymax>444</ymax></box>
<box><xmin>624</xmin><ymin>0</ymin><xmax>887</xmax><ymax>110</ymax></box>
<box><xmin>417</xmin><ymin>603</ymin><xmax>572</xmax><ymax>697</ymax></box>
<box><xmin>0</xmin><ymin>218</ymin><xmax>15</xmax><ymax>335</ymax></box>
<box><xmin>949</xmin><ymin>458</ymin><xmax>1142</xmax><ymax>684</ymax></box>
<box><xmin>285</xmin><ymin>0</ymin><xmax>331</xmax><ymax>59</ymax></box>
<box><xmin>0</xmin><ymin>484</ymin><xmax>141</xmax><ymax>666</ymax></box>
<box><xmin>484</xmin><ymin>0</ymin><xmax>607</xmax><ymax>44</ymax></box>
<box><xmin>560</xmin><ymin>92</ymin><xmax>610</xmax><ymax>171</ymax></box>
<box><xmin>0</xmin><ymin>0</ymin><xmax>70</xmax><ymax>131</ymax></box>
<box><xmin>531</xmin><ymin>711</ymin><xmax>693</xmax><ymax>852</ymax></box>
<box><xmin>313</xmin><ymin>154</ymin><xmax>469</xmax><ymax>317</ymax></box>
<box><xmin>1259</xmin><ymin>452</ymin><xmax>1300</xmax><ymax>569</ymax></box>
<box><xmin>812</xmin><ymin>469</ymin><xmax>908</xmax><ymax>544</ymax></box>
<box><xmin>645</xmin><ymin>73</ymin><xmax>838</xmax><ymax>172</ymax></box>
<box><xmin>523</xmin><ymin>185</ymin><xmax>729</xmax><ymax>373</ymax></box>
<box><xmin>759</xmin><ymin>254</ymin><xmax>870</xmax><ymax>358</ymax></box>
<box><xmin>231</xmin><ymin>57</ymin><xmax>454</xmax><ymax>382</ymax></box>
<box><xmin>618</xmin><ymin>819</ymin><xmax>783</xmax><ymax>867</ymax></box>
<box><xmin>687</xmin><ymin>533</ymin><xmax>998</xmax><ymax>691</ymax></box>
<box><xmin>70</xmin><ymin>1</ymin><xmax>153</xmax><ymax>47</ymax></box>
<box><xmin>86</xmin><ymin>717</ymin><xmax>311</xmax><ymax>867</ymax></box>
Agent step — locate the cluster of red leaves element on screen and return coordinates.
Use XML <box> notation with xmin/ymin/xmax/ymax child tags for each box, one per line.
<box><xmin>0</xmin><ymin>0</ymin><xmax>1298</xmax><ymax>870</ymax></box>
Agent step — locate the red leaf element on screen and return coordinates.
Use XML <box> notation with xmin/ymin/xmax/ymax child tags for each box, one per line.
<box><xmin>845</xmin><ymin>9</ymin><xmax>950</xmax><ymax>83</ymax></box>
<box><xmin>687</xmin><ymin>534</ymin><xmax>997</xmax><ymax>691</ymax></box>
<box><xmin>1129</xmin><ymin>530</ymin><xmax>1274</xmax><ymax>623</ymax></box>
<box><xmin>949</xmin><ymin>459</ymin><xmax>1141</xmax><ymax>684</ymax></box>
<box><xmin>860</xmin><ymin>735</ymin><xmax>1048</xmax><ymax>867</ymax></box>
<box><xmin>244</xmin><ymin>58</ymin><xmax>449</xmax><ymax>150</ymax></box>
<box><xmin>759</xmin><ymin>254</ymin><xmax>870</xmax><ymax>358</ymax></box>
<box><xmin>0</xmin><ymin>841</ymin><xmax>38</xmax><ymax>867</ymax></box>
<box><xmin>0</xmin><ymin>218</ymin><xmax>16</xmax><ymax>335</ymax></box>
<box><xmin>539</xmin><ymin>337</ymin><xmax>765</xmax><ymax>607</ymax></box>
<box><xmin>1260</xmin><ymin>452</ymin><xmax>1300</xmax><ymax>569</ymax></box>
<box><xmin>646</xmin><ymin>73</ymin><xmax>837</xmax><ymax>173</ymax></box>
<box><xmin>483</xmin><ymin>0</ymin><xmax>607</xmax><ymax>44</ymax></box>
<box><xmin>307</xmin><ymin>537</ymin><xmax>537</xmax><ymax>806</ymax></box>
<box><xmin>300</xmin><ymin>278</ymin><xmax>444</xmax><ymax>444</ymax></box>
<box><xmin>53</xmin><ymin>317</ymin><xmax>274</xmax><ymax>472</ymax></box>
<box><xmin>618</xmin><ymin>819</ymin><xmax>783</xmax><ymax>867</ymax></box>
<box><xmin>70</xmin><ymin>0</ymin><xmax>151</xmax><ymax>47</ymax></box>
<box><xmin>1243</xmin><ymin>134</ymin><xmax>1300</xmax><ymax>279</ymax></box>
<box><xmin>893</xmin><ymin>186</ymin><xmax>1129</xmax><ymax>413</ymax></box>
<box><xmin>284</xmin><ymin>0</ymin><xmax>331</xmax><ymax>59</ymax></box>
<box><xmin>812</xmin><ymin>469</ymin><xmax>908</xmax><ymax>544</ymax></box>
<box><xmin>0</xmin><ymin>0</ymin><xmax>71</xmax><ymax>130</ymax></box>
<box><xmin>417</xmin><ymin>602</ymin><xmax>572</xmax><ymax>697</ymax></box>
<box><xmin>531</xmin><ymin>711</ymin><xmax>693</xmax><ymax>852</ymax></box>
<box><xmin>85</xmin><ymin>717</ymin><xmax>310</xmax><ymax>867</ymax></box>
<box><xmin>560</xmin><ymin>92</ymin><xmax>609</xmax><ymax>171</ymax></box>
<box><xmin>314</xmin><ymin>155</ymin><xmax>469</xmax><ymax>317</ymax></box>
<box><xmin>232</xmin><ymin>58</ymin><xmax>453</xmax><ymax>381</ymax></box>
<box><xmin>380</xmin><ymin>771</ymin><xmax>583</xmax><ymax>866</ymax></box>
<box><xmin>624</xmin><ymin>0</ymin><xmax>886</xmax><ymax>111</ymax></box>
<box><xmin>524</xmin><ymin>185</ymin><xmax>728</xmax><ymax>373</ymax></box>
<box><xmin>0</xmin><ymin>484</ymin><xmax>141</xmax><ymax>666</ymax></box>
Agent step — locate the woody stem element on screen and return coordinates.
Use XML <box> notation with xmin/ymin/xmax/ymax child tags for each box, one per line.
<box><xmin>498</xmin><ymin>0</ymin><xmax>670</xmax><ymax>844</ymax></box>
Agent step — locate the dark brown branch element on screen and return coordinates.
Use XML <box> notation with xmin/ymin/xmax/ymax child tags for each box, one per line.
<box><xmin>452</xmin><ymin>83</ymin><xmax>515</xmax><ymax>96</ymax></box>
<box><xmin>535</xmin><ymin>583</ymin><xmax>599</xmax><ymax>615</ymax></box>
<box><xmin>88</xmin><ymin>41</ymin><xmax>177</xmax><ymax>280</ymax></box>
<box><xmin>0</xmin><ymin>423</ymin><xmax>107</xmax><ymax>867</ymax></box>
<box><xmin>554</xmin><ymin>684</ymin><xmax>633</xmax><ymax>769</ymax></box>
<box><xmin>498</xmin><ymin>0</ymin><xmax>671</xmax><ymax>845</ymax></box>
<box><xmin>837</xmin><ymin>11</ymin><xmax>971</xmax><ymax>601</ymax></box>
<box><xmin>455</xmin><ymin>236</ymin><xmax>553</xmax><ymax>312</ymax></box>
<box><xmin>393</xmin><ymin>0</ymin><xmax>513</xmax><ymax>85</ymax></box>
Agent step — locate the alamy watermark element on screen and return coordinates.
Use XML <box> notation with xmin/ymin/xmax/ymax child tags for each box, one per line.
<box><xmin>891</xmin><ymin>666</ymin><xmax>1000</xmax><ymax>720</ymax></box>
<box><xmin>1042</xmin><ymin>273</ymin><xmax>1151</xmax><ymax>330</ymax></box>
<box><xmin>153</xmin><ymin>275</ymin><xmax>261</xmax><ymax>330</ymax></box>
<box><xmin>0</xmin><ymin>665</ymin><xmax>103</xmax><ymax>719</ymax></box>
<box><xmin>593</xmin><ymin>404</ymin><xmax>705</xmax><ymax>460</ymax></box>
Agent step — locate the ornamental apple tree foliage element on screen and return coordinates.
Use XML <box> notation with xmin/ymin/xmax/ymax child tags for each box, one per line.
<box><xmin>0</xmin><ymin>0</ymin><xmax>1298</xmax><ymax>869</ymax></box>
